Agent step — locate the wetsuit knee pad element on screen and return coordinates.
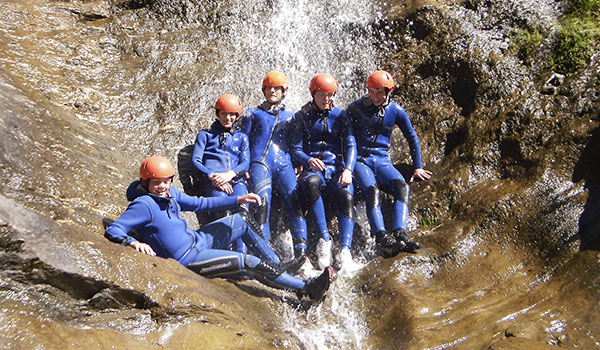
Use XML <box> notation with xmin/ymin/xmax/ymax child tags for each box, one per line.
<box><xmin>302</xmin><ymin>174</ymin><xmax>323</xmax><ymax>209</ymax></box>
<box><xmin>252</xmin><ymin>195</ymin><xmax>269</xmax><ymax>226</ymax></box>
<box><xmin>390</xmin><ymin>179</ymin><xmax>410</xmax><ymax>203</ymax></box>
<box><xmin>338</xmin><ymin>190</ymin><xmax>354</xmax><ymax>220</ymax></box>
<box><xmin>367</xmin><ymin>184</ymin><xmax>381</xmax><ymax>209</ymax></box>
<box><xmin>187</xmin><ymin>256</ymin><xmax>240</xmax><ymax>278</ymax></box>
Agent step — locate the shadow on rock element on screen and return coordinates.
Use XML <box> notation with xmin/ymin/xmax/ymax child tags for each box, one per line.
<box><xmin>573</xmin><ymin>126</ymin><xmax>600</xmax><ymax>250</ymax></box>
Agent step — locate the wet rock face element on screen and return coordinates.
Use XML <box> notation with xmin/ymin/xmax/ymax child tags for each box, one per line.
<box><xmin>362</xmin><ymin>0</ymin><xmax>600</xmax><ymax>349</ymax></box>
<box><xmin>0</xmin><ymin>0</ymin><xmax>599</xmax><ymax>349</ymax></box>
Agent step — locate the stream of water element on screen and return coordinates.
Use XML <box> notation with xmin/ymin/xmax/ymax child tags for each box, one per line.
<box><xmin>207</xmin><ymin>0</ymin><xmax>380</xmax><ymax>109</ymax></box>
<box><xmin>212</xmin><ymin>0</ymin><xmax>381</xmax><ymax>348</ymax></box>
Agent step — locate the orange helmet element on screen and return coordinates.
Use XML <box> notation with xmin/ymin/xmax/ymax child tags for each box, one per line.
<box><xmin>366</xmin><ymin>70</ymin><xmax>395</xmax><ymax>90</ymax></box>
<box><xmin>139</xmin><ymin>156</ymin><xmax>175</xmax><ymax>181</ymax></box>
<box><xmin>309</xmin><ymin>73</ymin><xmax>338</xmax><ymax>94</ymax></box>
<box><xmin>262</xmin><ymin>71</ymin><xmax>289</xmax><ymax>90</ymax></box>
<box><xmin>215</xmin><ymin>94</ymin><xmax>242</xmax><ymax>115</ymax></box>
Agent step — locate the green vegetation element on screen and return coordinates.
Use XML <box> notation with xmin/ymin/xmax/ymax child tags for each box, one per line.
<box><xmin>419</xmin><ymin>210</ymin><xmax>438</xmax><ymax>227</ymax></box>
<box><xmin>512</xmin><ymin>27</ymin><xmax>545</xmax><ymax>65</ymax></box>
<box><xmin>512</xmin><ymin>0</ymin><xmax>599</xmax><ymax>74</ymax></box>
<box><xmin>552</xmin><ymin>0</ymin><xmax>600</xmax><ymax>73</ymax></box>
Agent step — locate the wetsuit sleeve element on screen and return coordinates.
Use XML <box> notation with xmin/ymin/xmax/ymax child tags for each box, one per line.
<box><xmin>233</xmin><ymin>133</ymin><xmax>250</xmax><ymax>175</ymax></box>
<box><xmin>340</xmin><ymin>111</ymin><xmax>356</xmax><ymax>172</ymax></box>
<box><xmin>290</xmin><ymin>113</ymin><xmax>311</xmax><ymax>165</ymax></box>
<box><xmin>394</xmin><ymin>106</ymin><xmax>423</xmax><ymax>169</ymax></box>
<box><xmin>172</xmin><ymin>187</ymin><xmax>239</xmax><ymax>212</ymax></box>
<box><xmin>191</xmin><ymin>131</ymin><xmax>212</xmax><ymax>176</ymax></box>
<box><xmin>104</xmin><ymin>200</ymin><xmax>150</xmax><ymax>246</ymax></box>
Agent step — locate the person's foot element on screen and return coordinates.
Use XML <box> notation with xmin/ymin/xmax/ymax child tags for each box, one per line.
<box><xmin>393</xmin><ymin>228</ymin><xmax>420</xmax><ymax>253</ymax></box>
<box><xmin>316</xmin><ymin>238</ymin><xmax>332</xmax><ymax>270</ymax></box>
<box><xmin>281</xmin><ymin>254</ymin><xmax>308</xmax><ymax>275</ymax></box>
<box><xmin>375</xmin><ymin>231</ymin><xmax>406</xmax><ymax>258</ymax></box>
<box><xmin>337</xmin><ymin>247</ymin><xmax>362</xmax><ymax>277</ymax></box>
<box><xmin>302</xmin><ymin>266</ymin><xmax>334</xmax><ymax>301</ymax></box>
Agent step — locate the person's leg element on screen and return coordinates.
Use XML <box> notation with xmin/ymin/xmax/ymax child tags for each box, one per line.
<box><xmin>377</xmin><ymin>163</ymin><xmax>420</xmax><ymax>252</ymax></box>
<box><xmin>186</xmin><ymin>249</ymin><xmax>303</xmax><ymax>289</ymax></box>
<box><xmin>201</xmin><ymin>214</ymin><xmax>281</xmax><ymax>265</ymax></box>
<box><xmin>377</xmin><ymin>164</ymin><xmax>409</xmax><ymax>231</ymax></box>
<box><xmin>353</xmin><ymin>161</ymin><xmax>386</xmax><ymax>234</ymax></box>
<box><xmin>186</xmin><ymin>248</ymin><xmax>333</xmax><ymax>300</ymax></box>
<box><xmin>300</xmin><ymin>171</ymin><xmax>332</xmax><ymax>269</ymax></box>
<box><xmin>231</xmin><ymin>180</ymin><xmax>249</xmax><ymax>254</ymax></box>
<box><xmin>204</xmin><ymin>183</ymin><xmax>232</xmax><ymax>223</ymax></box>
<box><xmin>274</xmin><ymin>162</ymin><xmax>308</xmax><ymax>256</ymax></box>
<box><xmin>330</xmin><ymin>179</ymin><xmax>354</xmax><ymax>250</ymax></box>
<box><xmin>249</xmin><ymin>162</ymin><xmax>273</xmax><ymax>241</ymax></box>
<box><xmin>301</xmin><ymin>171</ymin><xmax>330</xmax><ymax>242</ymax></box>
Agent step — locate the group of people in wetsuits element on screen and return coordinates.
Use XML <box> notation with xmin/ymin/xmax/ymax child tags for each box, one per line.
<box><xmin>104</xmin><ymin>70</ymin><xmax>432</xmax><ymax>303</ymax></box>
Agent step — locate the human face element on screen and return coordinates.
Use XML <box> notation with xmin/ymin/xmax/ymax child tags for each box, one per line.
<box><xmin>313</xmin><ymin>91</ymin><xmax>335</xmax><ymax>111</ymax></box>
<box><xmin>264</xmin><ymin>86</ymin><xmax>285</xmax><ymax>104</ymax></box>
<box><xmin>368</xmin><ymin>87</ymin><xmax>390</xmax><ymax>107</ymax></box>
<box><xmin>218</xmin><ymin>110</ymin><xmax>238</xmax><ymax>129</ymax></box>
<box><xmin>147</xmin><ymin>177</ymin><xmax>171</xmax><ymax>197</ymax></box>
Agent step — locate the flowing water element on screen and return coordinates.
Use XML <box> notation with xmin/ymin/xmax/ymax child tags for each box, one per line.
<box><xmin>203</xmin><ymin>0</ymin><xmax>381</xmax><ymax>109</ymax></box>
<box><xmin>217</xmin><ymin>1</ymin><xmax>381</xmax><ymax>348</ymax></box>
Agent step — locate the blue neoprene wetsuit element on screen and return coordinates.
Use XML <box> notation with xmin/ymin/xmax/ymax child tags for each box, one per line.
<box><xmin>239</xmin><ymin>102</ymin><xmax>308</xmax><ymax>248</ymax></box>
<box><xmin>192</xmin><ymin>121</ymin><xmax>249</xmax><ymax>252</ymax></box>
<box><xmin>291</xmin><ymin>102</ymin><xmax>357</xmax><ymax>249</ymax></box>
<box><xmin>104</xmin><ymin>181</ymin><xmax>306</xmax><ymax>291</ymax></box>
<box><xmin>346</xmin><ymin>95</ymin><xmax>423</xmax><ymax>234</ymax></box>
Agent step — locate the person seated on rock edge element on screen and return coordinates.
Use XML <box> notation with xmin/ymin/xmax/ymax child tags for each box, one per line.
<box><xmin>191</xmin><ymin>94</ymin><xmax>250</xmax><ymax>253</ymax></box>
<box><xmin>238</xmin><ymin>72</ymin><xmax>309</xmax><ymax>266</ymax></box>
<box><xmin>104</xmin><ymin>156</ymin><xmax>333</xmax><ymax>301</ymax></box>
<box><xmin>346</xmin><ymin>70</ymin><xmax>433</xmax><ymax>258</ymax></box>
<box><xmin>289</xmin><ymin>73</ymin><xmax>361</xmax><ymax>275</ymax></box>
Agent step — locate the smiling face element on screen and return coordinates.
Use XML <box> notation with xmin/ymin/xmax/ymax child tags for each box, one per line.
<box><xmin>217</xmin><ymin>110</ymin><xmax>238</xmax><ymax>129</ymax></box>
<box><xmin>368</xmin><ymin>87</ymin><xmax>390</xmax><ymax>107</ymax></box>
<box><xmin>147</xmin><ymin>177</ymin><xmax>172</xmax><ymax>197</ymax></box>
<box><xmin>264</xmin><ymin>86</ymin><xmax>285</xmax><ymax>104</ymax></box>
<box><xmin>313</xmin><ymin>91</ymin><xmax>335</xmax><ymax>110</ymax></box>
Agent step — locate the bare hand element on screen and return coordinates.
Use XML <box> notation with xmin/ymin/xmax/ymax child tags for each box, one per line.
<box><xmin>308</xmin><ymin>157</ymin><xmax>325</xmax><ymax>172</ymax></box>
<box><xmin>238</xmin><ymin>193</ymin><xmax>262</xmax><ymax>206</ymax></box>
<box><xmin>338</xmin><ymin>169</ymin><xmax>353</xmax><ymax>187</ymax></box>
<box><xmin>410</xmin><ymin>168</ymin><xmax>433</xmax><ymax>182</ymax></box>
<box><xmin>216</xmin><ymin>182</ymin><xmax>233</xmax><ymax>194</ymax></box>
<box><xmin>129</xmin><ymin>241</ymin><xmax>156</xmax><ymax>256</ymax></box>
<box><xmin>209</xmin><ymin>170</ymin><xmax>236</xmax><ymax>187</ymax></box>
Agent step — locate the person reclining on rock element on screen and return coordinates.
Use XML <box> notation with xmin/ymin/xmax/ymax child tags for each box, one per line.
<box><xmin>104</xmin><ymin>156</ymin><xmax>332</xmax><ymax>301</ymax></box>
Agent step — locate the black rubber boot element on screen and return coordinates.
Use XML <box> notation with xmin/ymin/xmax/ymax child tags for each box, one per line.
<box><xmin>393</xmin><ymin>228</ymin><xmax>420</xmax><ymax>253</ymax></box>
<box><xmin>300</xmin><ymin>266</ymin><xmax>333</xmax><ymax>301</ymax></box>
<box><xmin>281</xmin><ymin>253</ymin><xmax>308</xmax><ymax>274</ymax></box>
<box><xmin>375</xmin><ymin>231</ymin><xmax>406</xmax><ymax>258</ymax></box>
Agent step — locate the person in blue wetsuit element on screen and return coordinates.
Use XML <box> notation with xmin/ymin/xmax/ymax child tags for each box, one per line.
<box><xmin>346</xmin><ymin>70</ymin><xmax>432</xmax><ymax>258</ymax></box>
<box><xmin>191</xmin><ymin>94</ymin><xmax>249</xmax><ymax>252</ymax></box>
<box><xmin>290</xmin><ymin>73</ymin><xmax>359</xmax><ymax>273</ymax></box>
<box><xmin>105</xmin><ymin>156</ymin><xmax>332</xmax><ymax>301</ymax></box>
<box><xmin>239</xmin><ymin>71</ymin><xmax>308</xmax><ymax>267</ymax></box>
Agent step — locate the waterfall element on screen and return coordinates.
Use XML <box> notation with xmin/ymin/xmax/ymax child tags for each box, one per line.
<box><xmin>208</xmin><ymin>1</ymin><xmax>381</xmax><ymax>348</ymax></box>
<box><xmin>208</xmin><ymin>0</ymin><xmax>381</xmax><ymax>110</ymax></box>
